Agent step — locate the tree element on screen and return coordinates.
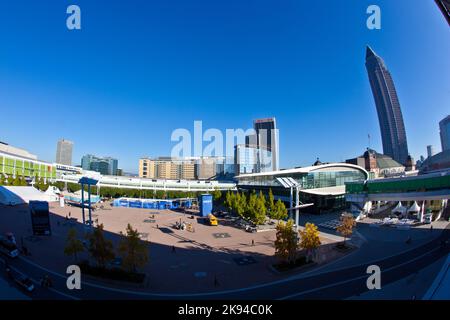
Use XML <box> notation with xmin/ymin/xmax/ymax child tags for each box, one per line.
<box><xmin>12</xmin><ymin>175</ymin><xmax>22</xmax><ymax>186</ymax></box>
<box><xmin>225</xmin><ymin>191</ymin><xmax>233</xmax><ymax>211</ymax></box>
<box><xmin>299</xmin><ymin>223</ymin><xmax>321</xmax><ymax>262</ymax></box>
<box><xmin>118</xmin><ymin>224</ymin><xmax>149</xmax><ymax>272</ymax></box>
<box><xmin>0</xmin><ymin>174</ymin><xmax>5</xmax><ymax>186</ymax></box>
<box><xmin>268</xmin><ymin>189</ymin><xmax>276</xmax><ymax>215</ymax></box>
<box><xmin>86</xmin><ymin>223</ymin><xmax>115</xmax><ymax>268</ymax></box>
<box><xmin>336</xmin><ymin>213</ymin><xmax>356</xmax><ymax>247</ymax></box>
<box><xmin>274</xmin><ymin>219</ymin><xmax>298</xmax><ymax>264</ymax></box>
<box><xmin>252</xmin><ymin>192</ymin><xmax>267</xmax><ymax>225</ymax></box>
<box><xmin>212</xmin><ymin>189</ymin><xmax>222</xmax><ymax>204</ymax></box>
<box><xmin>272</xmin><ymin>199</ymin><xmax>288</xmax><ymax>221</ymax></box>
<box><xmin>64</xmin><ymin>228</ymin><xmax>84</xmax><ymax>262</ymax></box>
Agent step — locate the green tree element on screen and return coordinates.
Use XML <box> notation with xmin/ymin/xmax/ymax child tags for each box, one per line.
<box><xmin>268</xmin><ymin>189</ymin><xmax>276</xmax><ymax>215</ymax></box>
<box><xmin>64</xmin><ymin>228</ymin><xmax>84</xmax><ymax>262</ymax></box>
<box><xmin>272</xmin><ymin>199</ymin><xmax>288</xmax><ymax>221</ymax></box>
<box><xmin>251</xmin><ymin>191</ymin><xmax>267</xmax><ymax>225</ymax></box>
<box><xmin>118</xmin><ymin>224</ymin><xmax>149</xmax><ymax>272</ymax></box>
<box><xmin>299</xmin><ymin>223</ymin><xmax>321</xmax><ymax>262</ymax></box>
<box><xmin>7</xmin><ymin>175</ymin><xmax>14</xmax><ymax>186</ymax></box>
<box><xmin>225</xmin><ymin>191</ymin><xmax>233</xmax><ymax>211</ymax></box>
<box><xmin>336</xmin><ymin>213</ymin><xmax>356</xmax><ymax>247</ymax></box>
<box><xmin>274</xmin><ymin>219</ymin><xmax>298</xmax><ymax>264</ymax></box>
<box><xmin>212</xmin><ymin>189</ymin><xmax>222</xmax><ymax>204</ymax></box>
<box><xmin>0</xmin><ymin>174</ymin><xmax>5</xmax><ymax>186</ymax></box>
<box><xmin>86</xmin><ymin>223</ymin><xmax>115</xmax><ymax>268</ymax></box>
<box><xmin>12</xmin><ymin>175</ymin><xmax>21</xmax><ymax>186</ymax></box>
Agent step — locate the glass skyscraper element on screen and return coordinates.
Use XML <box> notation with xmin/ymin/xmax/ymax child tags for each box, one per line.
<box><xmin>365</xmin><ymin>46</ymin><xmax>409</xmax><ymax>165</ymax></box>
<box><xmin>439</xmin><ymin>115</ymin><xmax>450</xmax><ymax>152</ymax></box>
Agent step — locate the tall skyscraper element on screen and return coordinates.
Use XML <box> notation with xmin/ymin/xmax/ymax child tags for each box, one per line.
<box><xmin>253</xmin><ymin>117</ymin><xmax>279</xmax><ymax>171</ymax></box>
<box><xmin>427</xmin><ymin>145</ymin><xmax>436</xmax><ymax>158</ymax></box>
<box><xmin>56</xmin><ymin>139</ymin><xmax>73</xmax><ymax>166</ymax></box>
<box><xmin>435</xmin><ymin>0</ymin><xmax>450</xmax><ymax>26</ymax></box>
<box><xmin>365</xmin><ymin>46</ymin><xmax>409</xmax><ymax>165</ymax></box>
<box><xmin>439</xmin><ymin>115</ymin><xmax>450</xmax><ymax>152</ymax></box>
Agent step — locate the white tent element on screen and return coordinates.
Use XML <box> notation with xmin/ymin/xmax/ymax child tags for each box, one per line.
<box><xmin>407</xmin><ymin>201</ymin><xmax>421</xmax><ymax>214</ymax></box>
<box><xmin>45</xmin><ymin>186</ymin><xmax>61</xmax><ymax>202</ymax></box>
<box><xmin>0</xmin><ymin>186</ymin><xmax>57</xmax><ymax>205</ymax></box>
<box><xmin>392</xmin><ymin>202</ymin><xmax>407</xmax><ymax>216</ymax></box>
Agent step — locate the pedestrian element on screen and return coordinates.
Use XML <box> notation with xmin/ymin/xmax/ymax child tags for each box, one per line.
<box><xmin>156</xmin><ymin>224</ymin><xmax>159</xmax><ymax>229</ymax></box>
<box><xmin>430</xmin><ymin>225</ymin><xmax>433</xmax><ymax>232</ymax></box>
<box><xmin>251</xmin><ymin>239</ymin><xmax>255</xmax><ymax>246</ymax></box>
<box><xmin>69</xmin><ymin>211</ymin><xmax>71</xmax><ymax>218</ymax></box>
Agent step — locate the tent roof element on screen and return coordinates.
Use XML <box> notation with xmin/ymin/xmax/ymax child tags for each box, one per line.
<box><xmin>408</xmin><ymin>201</ymin><xmax>421</xmax><ymax>213</ymax></box>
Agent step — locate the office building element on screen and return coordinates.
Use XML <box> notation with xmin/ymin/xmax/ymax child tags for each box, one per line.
<box><xmin>365</xmin><ymin>46</ymin><xmax>409</xmax><ymax>165</ymax></box>
<box><xmin>81</xmin><ymin>154</ymin><xmax>119</xmax><ymax>175</ymax></box>
<box><xmin>427</xmin><ymin>145</ymin><xmax>436</xmax><ymax>158</ymax></box>
<box><xmin>55</xmin><ymin>139</ymin><xmax>73</xmax><ymax>166</ymax></box>
<box><xmin>139</xmin><ymin>157</ymin><xmax>196</xmax><ymax>180</ymax></box>
<box><xmin>234</xmin><ymin>144</ymin><xmax>273</xmax><ymax>176</ymax></box>
<box><xmin>253</xmin><ymin>117</ymin><xmax>279</xmax><ymax>171</ymax></box>
<box><xmin>439</xmin><ymin>115</ymin><xmax>450</xmax><ymax>152</ymax></box>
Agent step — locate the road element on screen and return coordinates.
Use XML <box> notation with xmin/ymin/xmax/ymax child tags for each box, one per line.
<box><xmin>1</xmin><ymin>226</ymin><xmax>449</xmax><ymax>300</ymax></box>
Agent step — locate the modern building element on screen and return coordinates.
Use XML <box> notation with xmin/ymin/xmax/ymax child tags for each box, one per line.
<box><xmin>81</xmin><ymin>154</ymin><xmax>118</xmax><ymax>175</ymax></box>
<box><xmin>439</xmin><ymin>115</ymin><xmax>450</xmax><ymax>152</ymax></box>
<box><xmin>346</xmin><ymin>148</ymin><xmax>405</xmax><ymax>179</ymax></box>
<box><xmin>0</xmin><ymin>141</ymin><xmax>37</xmax><ymax>160</ymax></box>
<box><xmin>236</xmin><ymin>163</ymin><xmax>368</xmax><ymax>213</ymax></box>
<box><xmin>0</xmin><ymin>143</ymin><xmax>56</xmax><ymax>180</ymax></box>
<box><xmin>195</xmin><ymin>157</ymin><xmax>218</xmax><ymax>180</ymax></box>
<box><xmin>234</xmin><ymin>144</ymin><xmax>273</xmax><ymax>176</ymax></box>
<box><xmin>435</xmin><ymin>0</ymin><xmax>450</xmax><ymax>26</ymax></box>
<box><xmin>55</xmin><ymin>139</ymin><xmax>73</xmax><ymax>166</ymax></box>
<box><xmin>365</xmin><ymin>46</ymin><xmax>409</xmax><ymax>165</ymax></box>
<box><xmin>139</xmin><ymin>157</ymin><xmax>196</xmax><ymax>180</ymax></box>
<box><xmin>427</xmin><ymin>145</ymin><xmax>437</xmax><ymax>158</ymax></box>
<box><xmin>252</xmin><ymin>117</ymin><xmax>279</xmax><ymax>171</ymax></box>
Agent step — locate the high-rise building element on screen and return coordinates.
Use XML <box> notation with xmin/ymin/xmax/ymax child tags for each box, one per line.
<box><xmin>439</xmin><ymin>115</ymin><xmax>450</xmax><ymax>152</ymax></box>
<box><xmin>365</xmin><ymin>46</ymin><xmax>409</xmax><ymax>165</ymax></box>
<box><xmin>81</xmin><ymin>154</ymin><xmax>118</xmax><ymax>175</ymax></box>
<box><xmin>427</xmin><ymin>145</ymin><xmax>436</xmax><ymax>158</ymax></box>
<box><xmin>252</xmin><ymin>117</ymin><xmax>279</xmax><ymax>171</ymax></box>
<box><xmin>56</xmin><ymin>139</ymin><xmax>73</xmax><ymax>166</ymax></box>
<box><xmin>234</xmin><ymin>144</ymin><xmax>273</xmax><ymax>176</ymax></box>
<box><xmin>435</xmin><ymin>0</ymin><xmax>450</xmax><ymax>26</ymax></box>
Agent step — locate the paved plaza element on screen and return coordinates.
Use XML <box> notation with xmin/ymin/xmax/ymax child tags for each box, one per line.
<box><xmin>0</xmin><ymin>203</ymin><xmax>350</xmax><ymax>294</ymax></box>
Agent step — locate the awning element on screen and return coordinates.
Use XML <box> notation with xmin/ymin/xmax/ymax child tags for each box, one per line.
<box><xmin>300</xmin><ymin>185</ymin><xmax>346</xmax><ymax>196</ymax></box>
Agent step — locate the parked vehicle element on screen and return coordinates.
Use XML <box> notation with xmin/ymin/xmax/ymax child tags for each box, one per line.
<box><xmin>208</xmin><ymin>214</ymin><xmax>218</xmax><ymax>226</ymax></box>
<box><xmin>6</xmin><ymin>268</ymin><xmax>34</xmax><ymax>292</ymax></box>
<box><xmin>0</xmin><ymin>236</ymin><xmax>20</xmax><ymax>258</ymax></box>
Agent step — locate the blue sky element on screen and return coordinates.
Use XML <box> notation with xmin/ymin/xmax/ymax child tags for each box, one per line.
<box><xmin>0</xmin><ymin>0</ymin><xmax>448</xmax><ymax>172</ymax></box>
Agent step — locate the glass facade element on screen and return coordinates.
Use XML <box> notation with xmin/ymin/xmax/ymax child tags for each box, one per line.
<box><xmin>237</xmin><ymin>165</ymin><xmax>368</xmax><ymax>213</ymax></box>
<box><xmin>238</xmin><ymin>168</ymin><xmax>366</xmax><ymax>189</ymax></box>
<box><xmin>234</xmin><ymin>145</ymin><xmax>273</xmax><ymax>176</ymax></box>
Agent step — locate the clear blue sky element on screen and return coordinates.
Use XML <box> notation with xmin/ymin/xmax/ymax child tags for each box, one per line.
<box><xmin>0</xmin><ymin>0</ymin><xmax>448</xmax><ymax>172</ymax></box>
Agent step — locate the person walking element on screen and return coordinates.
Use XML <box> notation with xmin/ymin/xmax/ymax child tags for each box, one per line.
<box><xmin>251</xmin><ymin>239</ymin><xmax>255</xmax><ymax>246</ymax></box>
